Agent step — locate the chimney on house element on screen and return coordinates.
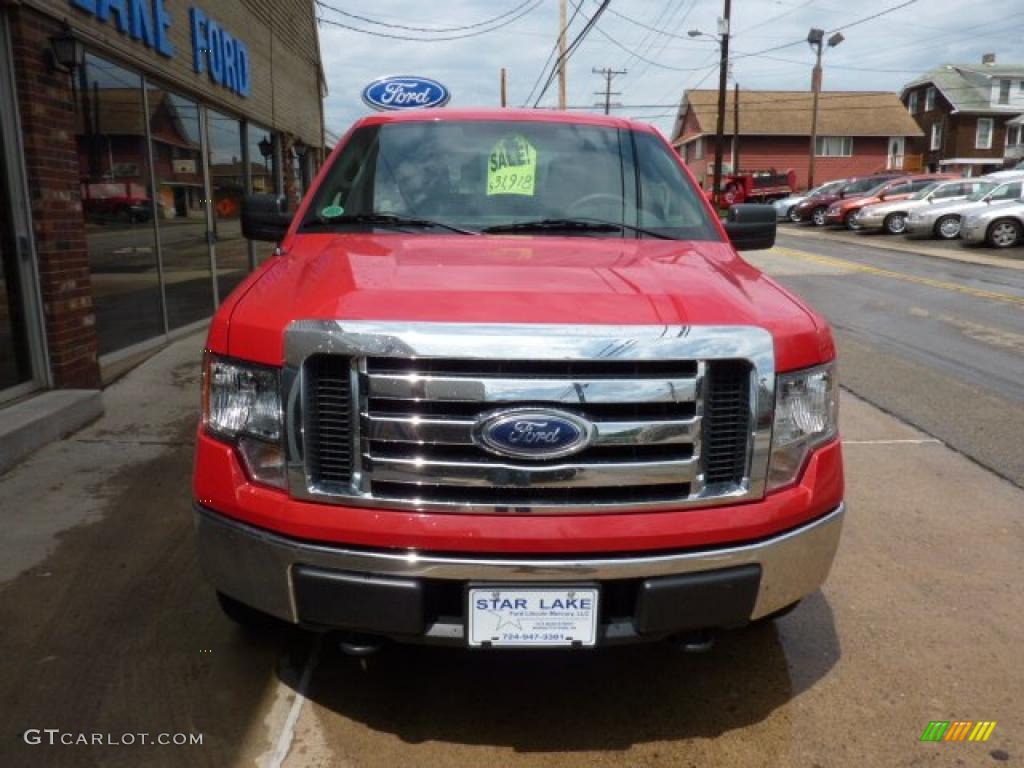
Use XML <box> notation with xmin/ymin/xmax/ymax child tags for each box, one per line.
<box><xmin>982</xmin><ymin>53</ymin><xmax>996</xmax><ymax>65</ymax></box>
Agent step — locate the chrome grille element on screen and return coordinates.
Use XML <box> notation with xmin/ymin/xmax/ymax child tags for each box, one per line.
<box><xmin>285</xmin><ymin>322</ymin><xmax>775</xmax><ymax>514</ymax></box>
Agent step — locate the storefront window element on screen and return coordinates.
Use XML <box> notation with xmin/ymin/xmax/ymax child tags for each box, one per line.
<box><xmin>0</xmin><ymin>150</ymin><xmax>32</xmax><ymax>391</ymax></box>
<box><xmin>147</xmin><ymin>87</ymin><xmax>213</xmax><ymax>330</ymax></box>
<box><xmin>207</xmin><ymin>110</ymin><xmax>248</xmax><ymax>301</ymax></box>
<box><xmin>77</xmin><ymin>54</ymin><xmax>163</xmax><ymax>355</ymax></box>
<box><xmin>247</xmin><ymin>124</ymin><xmax>277</xmax><ymax>265</ymax></box>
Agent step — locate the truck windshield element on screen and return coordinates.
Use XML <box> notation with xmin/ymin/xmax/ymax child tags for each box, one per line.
<box><xmin>301</xmin><ymin>120</ymin><xmax>719</xmax><ymax>240</ymax></box>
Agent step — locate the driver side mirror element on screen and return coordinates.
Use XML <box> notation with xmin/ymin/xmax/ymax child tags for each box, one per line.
<box><xmin>723</xmin><ymin>204</ymin><xmax>776</xmax><ymax>251</ymax></box>
<box><xmin>241</xmin><ymin>194</ymin><xmax>291</xmax><ymax>242</ymax></box>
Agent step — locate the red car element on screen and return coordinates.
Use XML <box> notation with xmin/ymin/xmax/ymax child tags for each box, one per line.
<box><xmin>194</xmin><ymin>109</ymin><xmax>844</xmax><ymax>652</ymax></box>
<box><xmin>825</xmin><ymin>174</ymin><xmax>958</xmax><ymax>229</ymax></box>
<box><xmin>789</xmin><ymin>173</ymin><xmax>903</xmax><ymax>226</ymax></box>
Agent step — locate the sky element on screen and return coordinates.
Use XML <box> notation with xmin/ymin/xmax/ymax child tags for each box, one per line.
<box><xmin>315</xmin><ymin>0</ymin><xmax>1024</xmax><ymax>139</ymax></box>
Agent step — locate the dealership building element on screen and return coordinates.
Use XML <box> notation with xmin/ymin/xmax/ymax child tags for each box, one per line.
<box><xmin>0</xmin><ymin>0</ymin><xmax>326</xmax><ymax>458</ymax></box>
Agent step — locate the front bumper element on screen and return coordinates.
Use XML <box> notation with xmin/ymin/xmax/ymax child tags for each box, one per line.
<box><xmin>856</xmin><ymin>211</ymin><xmax>886</xmax><ymax>228</ymax></box>
<box><xmin>194</xmin><ymin>501</ymin><xmax>846</xmax><ymax>645</ymax></box>
<box><xmin>961</xmin><ymin>221</ymin><xmax>987</xmax><ymax>243</ymax></box>
<box><xmin>824</xmin><ymin>210</ymin><xmax>845</xmax><ymax>224</ymax></box>
<box><xmin>903</xmin><ymin>217</ymin><xmax>936</xmax><ymax>236</ymax></box>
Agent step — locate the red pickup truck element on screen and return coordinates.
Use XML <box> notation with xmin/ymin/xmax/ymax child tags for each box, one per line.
<box><xmin>194</xmin><ymin>109</ymin><xmax>844</xmax><ymax>652</ymax></box>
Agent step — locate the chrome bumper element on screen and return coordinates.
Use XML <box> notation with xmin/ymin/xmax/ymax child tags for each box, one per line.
<box><xmin>194</xmin><ymin>502</ymin><xmax>845</xmax><ymax>637</ymax></box>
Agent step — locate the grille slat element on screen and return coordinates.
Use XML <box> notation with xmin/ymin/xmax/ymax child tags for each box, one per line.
<box><xmin>306</xmin><ymin>356</ymin><xmax>354</xmax><ymax>488</ymax></box>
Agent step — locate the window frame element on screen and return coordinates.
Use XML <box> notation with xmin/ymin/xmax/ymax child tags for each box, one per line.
<box><xmin>998</xmin><ymin>79</ymin><xmax>1011</xmax><ymax>105</ymax></box>
<box><xmin>693</xmin><ymin>136</ymin><xmax>704</xmax><ymax>160</ymax></box>
<box><xmin>907</xmin><ymin>91</ymin><xmax>918</xmax><ymax>114</ymax></box>
<box><xmin>976</xmin><ymin>117</ymin><xmax>994</xmax><ymax>149</ymax></box>
<box><xmin>814</xmin><ymin>136</ymin><xmax>853</xmax><ymax>157</ymax></box>
<box><xmin>930</xmin><ymin>122</ymin><xmax>942</xmax><ymax>151</ymax></box>
<box><xmin>924</xmin><ymin>86</ymin><xmax>936</xmax><ymax>112</ymax></box>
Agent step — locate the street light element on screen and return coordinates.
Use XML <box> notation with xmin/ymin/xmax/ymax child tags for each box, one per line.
<box><xmin>807</xmin><ymin>27</ymin><xmax>844</xmax><ymax>189</ymax></box>
<box><xmin>688</xmin><ymin>1</ymin><xmax>732</xmax><ymax>207</ymax></box>
<box><xmin>49</xmin><ymin>23</ymin><xmax>85</xmax><ymax>74</ymax></box>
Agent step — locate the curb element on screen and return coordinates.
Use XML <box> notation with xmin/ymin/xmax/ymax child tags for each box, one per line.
<box><xmin>777</xmin><ymin>224</ymin><xmax>1024</xmax><ymax>271</ymax></box>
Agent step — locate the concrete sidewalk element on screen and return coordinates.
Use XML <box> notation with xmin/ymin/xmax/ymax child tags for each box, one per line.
<box><xmin>780</xmin><ymin>222</ymin><xmax>1024</xmax><ymax>270</ymax></box>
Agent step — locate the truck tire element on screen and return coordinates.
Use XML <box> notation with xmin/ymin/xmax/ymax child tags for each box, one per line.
<box><xmin>810</xmin><ymin>206</ymin><xmax>827</xmax><ymax>226</ymax></box>
<box><xmin>934</xmin><ymin>215</ymin><xmax>961</xmax><ymax>240</ymax></box>
<box><xmin>216</xmin><ymin>591</ymin><xmax>280</xmax><ymax>631</ymax></box>
<box><xmin>883</xmin><ymin>213</ymin><xmax>907</xmax><ymax>235</ymax></box>
<box><xmin>986</xmin><ymin>219</ymin><xmax>1022</xmax><ymax>248</ymax></box>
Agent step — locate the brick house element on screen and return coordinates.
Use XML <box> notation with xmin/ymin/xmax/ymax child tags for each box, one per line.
<box><xmin>900</xmin><ymin>55</ymin><xmax>1024</xmax><ymax>176</ymax></box>
<box><xmin>670</xmin><ymin>90</ymin><xmax>923</xmax><ymax>190</ymax></box>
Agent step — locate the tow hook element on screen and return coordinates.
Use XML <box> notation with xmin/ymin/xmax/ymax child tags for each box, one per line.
<box><xmin>670</xmin><ymin>630</ymin><xmax>715</xmax><ymax>653</ymax></box>
<box><xmin>337</xmin><ymin>633</ymin><xmax>382</xmax><ymax>657</ymax></box>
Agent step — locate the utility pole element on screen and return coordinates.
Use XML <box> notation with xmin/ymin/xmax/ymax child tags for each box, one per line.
<box><xmin>558</xmin><ymin>0</ymin><xmax>568</xmax><ymax>110</ymax></box>
<box><xmin>807</xmin><ymin>28</ymin><xmax>843</xmax><ymax>189</ymax></box>
<box><xmin>593</xmin><ymin>67</ymin><xmax>626</xmax><ymax>115</ymax></box>
<box><xmin>732</xmin><ymin>81</ymin><xmax>740</xmax><ymax>174</ymax></box>
<box><xmin>500</xmin><ymin>68</ymin><xmax>508</xmax><ymax>107</ymax></box>
<box><xmin>712</xmin><ymin>0</ymin><xmax>731</xmax><ymax>207</ymax></box>
<box><xmin>807</xmin><ymin>30</ymin><xmax>824</xmax><ymax>190</ymax></box>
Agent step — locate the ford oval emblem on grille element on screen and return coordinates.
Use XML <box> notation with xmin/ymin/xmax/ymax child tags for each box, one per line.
<box><xmin>473</xmin><ymin>408</ymin><xmax>594</xmax><ymax>461</ymax></box>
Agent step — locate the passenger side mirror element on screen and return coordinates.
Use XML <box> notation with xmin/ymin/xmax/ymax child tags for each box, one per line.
<box><xmin>723</xmin><ymin>204</ymin><xmax>776</xmax><ymax>251</ymax></box>
<box><xmin>241</xmin><ymin>194</ymin><xmax>291</xmax><ymax>242</ymax></box>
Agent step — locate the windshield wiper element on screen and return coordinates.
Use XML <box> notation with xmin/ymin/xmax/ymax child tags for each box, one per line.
<box><xmin>307</xmin><ymin>212</ymin><xmax>479</xmax><ymax>235</ymax></box>
<box><xmin>481</xmin><ymin>217</ymin><xmax>674</xmax><ymax>239</ymax></box>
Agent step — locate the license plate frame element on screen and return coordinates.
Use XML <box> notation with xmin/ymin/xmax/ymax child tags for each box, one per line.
<box><xmin>466</xmin><ymin>584</ymin><xmax>600</xmax><ymax>648</ymax></box>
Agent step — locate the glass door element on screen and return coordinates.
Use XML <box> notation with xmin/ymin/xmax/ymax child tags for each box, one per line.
<box><xmin>207</xmin><ymin>110</ymin><xmax>248</xmax><ymax>302</ymax></box>
<box><xmin>0</xmin><ymin>152</ymin><xmax>33</xmax><ymax>392</ymax></box>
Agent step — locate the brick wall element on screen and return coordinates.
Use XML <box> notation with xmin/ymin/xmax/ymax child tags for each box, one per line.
<box><xmin>9</xmin><ymin>5</ymin><xmax>101</xmax><ymax>388</ymax></box>
<box><xmin>683</xmin><ymin>135</ymin><xmax>902</xmax><ymax>191</ymax></box>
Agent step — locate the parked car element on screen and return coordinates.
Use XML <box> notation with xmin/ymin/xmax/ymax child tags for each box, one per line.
<box><xmin>826</xmin><ymin>175</ymin><xmax>955</xmax><ymax>230</ymax></box>
<box><xmin>790</xmin><ymin>174</ymin><xmax>903</xmax><ymax>226</ymax></box>
<box><xmin>854</xmin><ymin>179</ymin><xmax>986</xmax><ymax>235</ymax></box>
<box><xmin>905</xmin><ymin>178</ymin><xmax>1024</xmax><ymax>240</ymax></box>
<box><xmin>718</xmin><ymin>168</ymin><xmax>797</xmax><ymax>205</ymax></box>
<box><xmin>962</xmin><ymin>200</ymin><xmax>1024</xmax><ymax>248</ymax></box>
<box><xmin>194</xmin><ymin>108</ymin><xmax>845</xmax><ymax>652</ymax></box>
<box><xmin>773</xmin><ymin>179</ymin><xmax>849</xmax><ymax>222</ymax></box>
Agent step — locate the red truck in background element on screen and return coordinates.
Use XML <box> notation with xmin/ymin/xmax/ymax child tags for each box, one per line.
<box><xmin>707</xmin><ymin>168</ymin><xmax>798</xmax><ymax>206</ymax></box>
<box><xmin>193</xmin><ymin>109</ymin><xmax>844</xmax><ymax>653</ymax></box>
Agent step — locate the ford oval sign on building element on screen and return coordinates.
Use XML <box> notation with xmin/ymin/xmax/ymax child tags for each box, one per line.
<box><xmin>361</xmin><ymin>76</ymin><xmax>451</xmax><ymax>111</ymax></box>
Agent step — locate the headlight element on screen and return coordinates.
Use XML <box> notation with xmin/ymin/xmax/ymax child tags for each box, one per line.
<box><xmin>202</xmin><ymin>354</ymin><xmax>286</xmax><ymax>488</ymax></box>
<box><xmin>767</xmin><ymin>362</ymin><xmax>839</xmax><ymax>491</ymax></box>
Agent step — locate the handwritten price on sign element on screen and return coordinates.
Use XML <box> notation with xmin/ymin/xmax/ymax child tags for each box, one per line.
<box><xmin>487</xmin><ymin>173</ymin><xmax>534</xmax><ymax>194</ymax></box>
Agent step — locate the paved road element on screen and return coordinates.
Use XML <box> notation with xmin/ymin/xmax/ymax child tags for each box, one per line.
<box><xmin>1</xmin><ymin>317</ymin><xmax>1022</xmax><ymax>767</ymax></box>
<box><xmin>751</xmin><ymin>228</ymin><xmax>1024</xmax><ymax>488</ymax></box>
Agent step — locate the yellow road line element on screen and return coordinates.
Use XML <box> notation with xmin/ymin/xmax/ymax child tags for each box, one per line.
<box><xmin>769</xmin><ymin>245</ymin><xmax>1024</xmax><ymax>308</ymax></box>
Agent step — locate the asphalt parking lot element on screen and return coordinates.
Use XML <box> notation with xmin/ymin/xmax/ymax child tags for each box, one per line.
<box><xmin>1</xmin><ymin>224</ymin><xmax>1022</xmax><ymax>766</ymax></box>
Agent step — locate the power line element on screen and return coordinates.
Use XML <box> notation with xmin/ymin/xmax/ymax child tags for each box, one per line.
<box><xmin>314</xmin><ymin>0</ymin><xmax>538</xmax><ymax>33</ymax></box>
<box><xmin>593</xmin><ymin>67</ymin><xmax>627</xmax><ymax>114</ymax></box>
<box><xmin>315</xmin><ymin>0</ymin><xmax>543</xmax><ymax>41</ymax></box>
<box><xmin>533</xmin><ymin>0</ymin><xmax>610</xmax><ymax>107</ymax></box>
<box><xmin>523</xmin><ymin>1</ymin><xmax>583</xmax><ymax>106</ymax></box>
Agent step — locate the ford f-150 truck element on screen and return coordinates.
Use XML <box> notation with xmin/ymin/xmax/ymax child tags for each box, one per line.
<box><xmin>193</xmin><ymin>109</ymin><xmax>844</xmax><ymax>652</ymax></box>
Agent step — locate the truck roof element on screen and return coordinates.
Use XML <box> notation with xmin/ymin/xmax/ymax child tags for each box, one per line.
<box><xmin>353</xmin><ymin>108</ymin><xmax>660</xmax><ymax>133</ymax></box>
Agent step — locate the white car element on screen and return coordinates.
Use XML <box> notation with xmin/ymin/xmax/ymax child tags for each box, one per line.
<box><xmin>772</xmin><ymin>179</ymin><xmax>849</xmax><ymax>222</ymax></box>
<box><xmin>962</xmin><ymin>200</ymin><xmax>1024</xmax><ymax>248</ymax></box>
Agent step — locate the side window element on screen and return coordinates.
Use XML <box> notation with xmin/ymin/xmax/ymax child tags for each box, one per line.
<box><xmin>908</xmin><ymin>179</ymin><xmax>935</xmax><ymax>193</ymax></box>
<box><xmin>633</xmin><ymin>131</ymin><xmax>718</xmax><ymax>240</ymax></box>
<box><xmin>885</xmin><ymin>183</ymin><xmax>910</xmax><ymax>197</ymax></box>
<box><xmin>991</xmin><ymin>182</ymin><xmax>1022</xmax><ymax>201</ymax></box>
<box><xmin>933</xmin><ymin>183</ymin><xmax>962</xmax><ymax>199</ymax></box>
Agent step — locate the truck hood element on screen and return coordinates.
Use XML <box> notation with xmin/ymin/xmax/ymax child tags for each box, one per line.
<box><xmin>221</xmin><ymin>234</ymin><xmax>833</xmax><ymax>371</ymax></box>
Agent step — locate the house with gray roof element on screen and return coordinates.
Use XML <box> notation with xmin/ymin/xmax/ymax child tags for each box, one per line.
<box><xmin>901</xmin><ymin>54</ymin><xmax>1024</xmax><ymax>176</ymax></box>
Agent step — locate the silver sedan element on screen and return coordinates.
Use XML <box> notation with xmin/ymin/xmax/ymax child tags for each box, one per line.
<box><xmin>856</xmin><ymin>180</ymin><xmax>980</xmax><ymax>235</ymax></box>
<box><xmin>961</xmin><ymin>200</ymin><xmax>1024</xmax><ymax>248</ymax></box>
<box><xmin>904</xmin><ymin>179</ymin><xmax>1022</xmax><ymax>240</ymax></box>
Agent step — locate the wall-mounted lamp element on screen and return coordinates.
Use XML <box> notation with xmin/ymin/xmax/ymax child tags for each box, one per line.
<box><xmin>257</xmin><ymin>136</ymin><xmax>274</xmax><ymax>159</ymax></box>
<box><xmin>49</xmin><ymin>23</ymin><xmax>85</xmax><ymax>74</ymax></box>
<box><xmin>292</xmin><ymin>140</ymin><xmax>308</xmax><ymax>159</ymax></box>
